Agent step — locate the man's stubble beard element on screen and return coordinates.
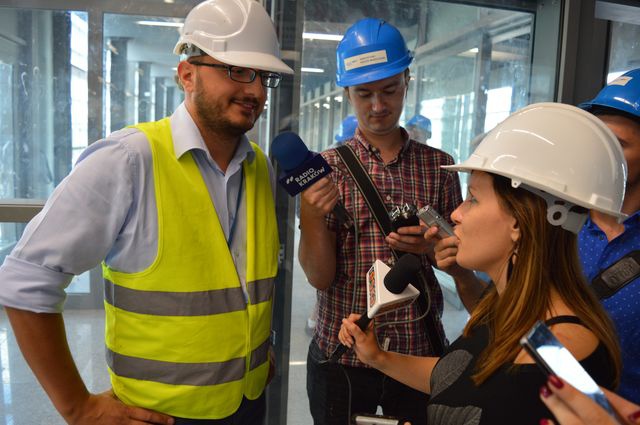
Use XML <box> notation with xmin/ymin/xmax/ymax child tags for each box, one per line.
<box><xmin>193</xmin><ymin>85</ymin><xmax>259</xmax><ymax>139</ymax></box>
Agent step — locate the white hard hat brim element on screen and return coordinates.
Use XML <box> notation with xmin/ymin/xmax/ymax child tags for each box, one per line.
<box><xmin>212</xmin><ymin>51</ymin><xmax>294</xmax><ymax>74</ymax></box>
<box><xmin>174</xmin><ymin>40</ymin><xmax>293</xmax><ymax>74</ymax></box>
<box><xmin>442</xmin><ymin>161</ymin><xmax>628</xmax><ymax>221</ymax></box>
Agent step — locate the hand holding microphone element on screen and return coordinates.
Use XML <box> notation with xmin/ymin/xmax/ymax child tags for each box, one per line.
<box><xmin>331</xmin><ymin>254</ymin><xmax>422</xmax><ymax>363</ymax></box>
<box><xmin>300</xmin><ymin>176</ymin><xmax>340</xmax><ymax>220</ymax></box>
<box><xmin>271</xmin><ymin>132</ymin><xmax>350</xmax><ymax>223</ymax></box>
<box><xmin>338</xmin><ymin>312</ymin><xmax>382</xmax><ymax>367</ymax></box>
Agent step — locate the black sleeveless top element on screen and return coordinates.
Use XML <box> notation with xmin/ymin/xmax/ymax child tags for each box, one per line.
<box><xmin>427</xmin><ymin>316</ymin><xmax>616</xmax><ymax>425</ymax></box>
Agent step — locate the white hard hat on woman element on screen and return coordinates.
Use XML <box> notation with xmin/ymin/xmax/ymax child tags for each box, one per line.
<box><xmin>445</xmin><ymin>102</ymin><xmax>627</xmax><ymax>233</ymax></box>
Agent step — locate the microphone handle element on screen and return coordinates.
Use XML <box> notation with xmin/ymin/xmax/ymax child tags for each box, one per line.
<box><xmin>328</xmin><ymin>313</ymin><xmax>372</xmax><ymax>363</ymax></box>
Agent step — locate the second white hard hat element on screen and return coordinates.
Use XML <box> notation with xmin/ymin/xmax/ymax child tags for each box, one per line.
<box><xmin>174</xmin><ymin>0</ymin><xmax>293</xmax><ymax>74</ymax></box>
<box><xmin>445</xmin><ymin>102</ymin><xmax>627</xmax><ymax>233</ymax></box>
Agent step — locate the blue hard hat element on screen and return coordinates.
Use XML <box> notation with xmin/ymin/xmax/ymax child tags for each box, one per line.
<box><xmin>336</xmin><ymin>18</ymin><xmax>413</xmax><ymax>87</ymax></box>
<box><xmin>335</xmin><ymin>115</ymin><xmax>358</xmax><ymax>142</ymax></box>
<box><xmin>579</xmin><ymin>68</ymin><xmax>640</xmax><ymax>120</ymax></box>
<box><xmin>406</xmin><ymin>114</ymin><xmax>431</xmax><ymax>133</ymax></box>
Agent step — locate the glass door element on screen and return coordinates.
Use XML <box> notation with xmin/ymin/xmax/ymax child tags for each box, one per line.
<box><xmin>288</xmin><ymin>1</ymin><xmax>562</xmax><ymax>423</ymax></box>
<box><xmin>0</xmin><ymin>7</ymin><xmax>93</xmax><ymax>304</ymax></box>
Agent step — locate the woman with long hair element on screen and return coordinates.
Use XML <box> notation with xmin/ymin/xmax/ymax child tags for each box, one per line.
<box><xmin>339</xmin><ymin>102</ymin><xmax>625</xmax><ymax>424</ymax></box>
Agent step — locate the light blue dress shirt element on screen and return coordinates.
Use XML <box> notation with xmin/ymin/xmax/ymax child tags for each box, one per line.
<box><xmin>0</xmin><ymin>103</ymin><xmax>275</xmax><ymax>313</ymax></box>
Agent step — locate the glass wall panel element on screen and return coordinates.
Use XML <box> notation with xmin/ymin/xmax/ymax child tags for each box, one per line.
<box><xmin>607</xmin><ymin>20</ymin><xmax>640</xmax><ymax>81</ymax></box>
<box><xmin>103</xmin><ymin>14</ymin><xmax>185</xmax><ymax>134</ymax></box>
<box><xmin>0</xmin><ymin>8</ymin><xmax>90</xmax><ymax>295</ymax></box>
<box><xmin>0</xmin><ymin>8</ymin><xmax>88</xmax><ymax>199</ymax></box>
<box><xmin>299</xmin><ymin>2</ymin><xmax>546</xmax><ymax>164</ymax></box>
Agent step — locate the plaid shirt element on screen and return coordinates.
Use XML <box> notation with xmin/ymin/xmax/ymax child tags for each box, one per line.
<box><xmin>314</xmin><ymin>128</ymin><xmax>463</xmax><ymax>367</ymax></box>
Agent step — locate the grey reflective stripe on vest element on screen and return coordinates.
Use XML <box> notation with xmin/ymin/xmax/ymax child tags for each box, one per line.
<box><xmin>247</xmin><ymin>278</ymin><xmax>275</xmax><ymax>304</ymax></box>
<box><xmin>104</xmin><ymin>278</ymin><xmax>274</xmax><ymax>316</ymax></box>
<box><xmin>107</xmin><ymin>338</ymin><xmax>270</xmax><ymax>386</ymax></box>
<box><xmin>250</xmin><ymin>338</ymin><xmax>271</xmax><ymax>371</ymax></box>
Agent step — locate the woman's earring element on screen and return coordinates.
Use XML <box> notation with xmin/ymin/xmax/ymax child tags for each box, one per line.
<box><xmin>507</xmin><ymin>247</ymin><xmax>518</xmax><ymax>281</ymax></box>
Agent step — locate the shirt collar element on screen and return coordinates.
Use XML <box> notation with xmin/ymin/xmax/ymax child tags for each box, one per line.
<box><xmin>352</xmin><ymin>126</ymin><xmax>412</xmax><ymax>161</ymax></box>
<box><xmin>584</xmin><ymin>209</ymin><xmax>640</xmax><ymax>230</ymax></box>
<box><xmin>169</xmin><ymin>102</ymin><xmax>255</xmax><ymax>165</ymax></box>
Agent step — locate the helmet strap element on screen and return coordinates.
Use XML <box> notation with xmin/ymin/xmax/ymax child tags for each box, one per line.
<box><xmin>519</xmin><ymin>184</ymin><xmax>588</xmax><ymax>234</ymax></box>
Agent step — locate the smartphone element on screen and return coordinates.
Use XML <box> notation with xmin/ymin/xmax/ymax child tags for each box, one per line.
<box><xmin>417</xmin><ymin>205</ymin><xmax>454</xmax><ymax>238</ymax></box>
<box><xmin>520</xmin><ymin>321</ymin><xmax>616</xmax><ymax>416</ymax></box>
<box><xmin>352</xmin><ymin>413</ymin><xmax>404</xmax><ymax>425</ymax></box>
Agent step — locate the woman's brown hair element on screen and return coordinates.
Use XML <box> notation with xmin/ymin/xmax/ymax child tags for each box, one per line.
<box><xmin>463</xmin><ymin>174</ymin><xmax>621</xmax><ymax>386</ymax></box>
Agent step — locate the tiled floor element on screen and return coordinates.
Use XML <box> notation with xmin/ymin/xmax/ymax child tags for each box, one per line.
<box><xmin>0</xmin><ymin>229</ymin><xmax>469</xmax><ymax>425</ymax></box>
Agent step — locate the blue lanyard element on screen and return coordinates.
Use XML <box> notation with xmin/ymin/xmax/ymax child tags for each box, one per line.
<box><xmin>227</xmin><ymin>169</ymin><xmax>244</xmax><ymax>248</ymax></box>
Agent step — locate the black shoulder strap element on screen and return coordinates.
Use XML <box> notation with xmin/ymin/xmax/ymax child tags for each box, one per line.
<box><xmin>335</xmin><ymin>144</ymin><xmax>397</xmax><ymax>258</ymax></box>
<box><xmin>545</xmin><ymin>315</ymin><xmax>583</xmax><ymax>327</ymax></box>
<box><xmin>334</xmin><ymin>144</ymin><xmax>445</xmax><ymax>355</ymax></box>
<box><xmin>591</xmin><ymin>250</ymin><xmax>640</xmax><ymax>300</ymax></box>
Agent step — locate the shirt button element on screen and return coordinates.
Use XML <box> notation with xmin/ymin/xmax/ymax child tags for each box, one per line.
<box><xmin>386</xmin><ymin>195</ymin><xmax>391</xmax><ymax>201</ymax></box>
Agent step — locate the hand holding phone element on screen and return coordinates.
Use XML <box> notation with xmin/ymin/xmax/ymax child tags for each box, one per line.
<box><xmin>541</xmin><ymin>379</ymin><xmax>637</xmax><ymax>425</ymax></box>
<box><xmin>417</xmin><ymin>205</ymin><xmax>454</xmax><ymax>239</ymax></box>
<box><xmin>520</xmin><ymin>321</ymin><xmax>616</xmax><ymax>417</ymax></box>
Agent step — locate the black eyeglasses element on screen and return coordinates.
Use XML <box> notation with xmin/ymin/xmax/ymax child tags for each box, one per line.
<box><xmin>188</xmin><ymin>61</ymin><xmax>282</xmax><ymax>88</ymax></box>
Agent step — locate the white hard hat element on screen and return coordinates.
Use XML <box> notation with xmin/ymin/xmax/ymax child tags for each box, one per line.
<box><xmin>445</xmin><ymin>102</ymin><xmax>627</xmax><ymax>233</ymax></box>
<box><xmin>174</xmin><ymin>0</ymin><xmax>293</xmax><ymax>74</ymax></box>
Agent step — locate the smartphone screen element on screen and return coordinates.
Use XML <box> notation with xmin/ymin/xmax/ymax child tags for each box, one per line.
<box><xmin>520</xmin><ymin>321</ymin><xmax>615</xmax><ymax>416</ymax></box>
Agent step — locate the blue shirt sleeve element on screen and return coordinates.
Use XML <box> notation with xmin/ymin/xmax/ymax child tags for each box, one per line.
<box><xmin>0</xmin><ymin>129</ymin><xmax>139</xmax><ymax>313</ymax></box>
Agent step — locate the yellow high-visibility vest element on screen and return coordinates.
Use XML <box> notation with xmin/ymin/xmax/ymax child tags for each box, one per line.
<box><xmin>102</xmin><ymin>118</ymin><xmax>279</xmax><ymax>419</ymax></box>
